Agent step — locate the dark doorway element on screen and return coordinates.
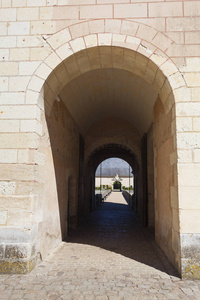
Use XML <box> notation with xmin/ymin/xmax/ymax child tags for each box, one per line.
<box><xmin>113</xmin><ymin>181</ymin><xmax>121</xmax><ymax>191</ymax></box>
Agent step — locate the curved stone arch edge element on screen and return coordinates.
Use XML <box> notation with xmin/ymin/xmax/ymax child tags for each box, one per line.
<box><xmin>85</xmin><ymin>141</ymin><xmax>141</xmax><ymax>169</ymax></box>
<box><xmin>25</xmin><ymin>20</ymin><xmax>187</xmax><ymax>111</ymax></box>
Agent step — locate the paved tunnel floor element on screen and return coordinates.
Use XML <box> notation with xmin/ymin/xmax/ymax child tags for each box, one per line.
<box><xmin>1</xmin><ymin>192</ymin><xmax>200</xmax><ymax>299</ymax></box>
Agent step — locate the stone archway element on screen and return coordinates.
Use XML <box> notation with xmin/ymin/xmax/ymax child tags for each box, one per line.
<box><xmin>83</xmin><ymin>143</ymin><xmax>139</xmax><ymax>223</ymax></box>
<box><xmin>26</xmin><ymin>23</ymin><xmax>184</xmax><ymax>275</ymax></box>
<box><xmin>1</xmin><ymin>20</ymin><xmax>192</xmax><ymax>277</ymax></box>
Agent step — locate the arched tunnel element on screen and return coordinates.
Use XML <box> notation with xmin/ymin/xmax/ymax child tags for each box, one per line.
<box><xmin>37</xmin><ymin>45</ymin><xmax>176</xmax><ymax>271</ymax></box>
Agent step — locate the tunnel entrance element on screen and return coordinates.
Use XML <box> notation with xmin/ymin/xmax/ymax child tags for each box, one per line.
<box><xmin>82</xmin><ymin>144</ymin><xmax>143</xmax><ymax>226</ymax></box>
<box><xmin>36</xmin><ymin>44</ymin><xmax>179</xmax><ymax>274</ymax></box>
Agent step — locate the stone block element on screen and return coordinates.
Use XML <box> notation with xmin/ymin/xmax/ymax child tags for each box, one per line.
<box><xmin>20</xmin><ymin>120</ymin><xmax>42</xmax><ymax>136</ymax></box>
<box><xmin>88</xmin><ymin>20</ymin><xmax>104</xmax><ymax>34</ymax></box>
<box><xmin>0</xmin><ymin>105</ymin><xmax>41</xmax><ymax>120</ymax></box>
<box><xmin>194</xmin><ymin>149</ymin><xmax>200</xmax><ymax>163</ymax></box>
<box><xmin>0</xmin><ymin>77</ymin><xmax>8</xmax><ymax>92</ymax></box>
<box><xmin>0</xmin><ymin>228</ymin><xmax>31</xmax><ymax>243</ymax></box>
<box><xmin>153</xmin><ymin>32</ymin><xmax>173</xmax><ymax>52</ymax></box>
<box><xmin>27</xmin><ymin>0</ymin><xmax>46</xmax><ymax>6</ymax></box>
<box><xmin>47</xmin><ymin>0</ymin><xmax>57</xmax><ymax>5</ymax></box>
<box><xmin>70</xmin><ymin>22</ymin><xmax>89</xmax><ymax>39</ymax></box>
<box><xmin>0</xmin><ymin>36</ymin><xmax>16</xmax><ymax>48</ymax></box>
<box><xmin>9</xmin><ymin>76</ymin><xmax>31</xmax><ymax>92</ymax></box>
<box><xmin>12</xmin><ymin>0</ymin><xmax>26</xmax><ymax>7</ymax></box>
<box><xmin>0</xmin><ymin>133</ymin><xmax>39</xmax><ymax>149</ymax></box>
<box><xmin>30</xmin><ymin>47</ymin><xmax>51</xmax><ymax>61</ymax></box>
<box><xmin>136</xmin><ymin>24</ymin><xmax>157</xmax><ymax>42</ymax></box>
<box><xmin>176</xmin><ymin>103</ymin><xmax>200</xmax><ymax>117</ymax></box>
<box><xmin>47</xmin><ymin>28</ymin><xmax>71</xmax><ymax>50</ymax></box>
<box><xmin>17</xmin><ymin>7</ymin><xmax>39</xmax><ymax>21</ymax></box>
<box><xmin>98</xmin><ymin>33</ymin><xmax>112</xmax><ymax>46</ymax></box>
<box><xmin>150</xmin><ymin>51</ymin><xmax>167</xmax><ymax>68</ymax></box>
<box><xmin>149</xmin><ymin>2</ymin><xmax>182</xmax><ymax>17</ymax></box>
<box><xmin>56</xmin><ymin>43</ymin><xmax>73</xmax><ymax>60</ymax></box>
<box><xmin>114</xmin><ymin>3</ymin><xmax>147</xmax><ymax>18</ymax></box>
<box><xmin>126</xmin><ymin>36</ymin><xmax>141</xmax><ymax>49</ymax></box>
<box><xmin>184</xmin><ymin>73</ymin><xmax>200</xmax><ymax>87</ymax></box>
<box><xmin>180</xmin><ymin>58</ymin><xmax>200</xmax><ymax>72</ymax></box>
<box><xmin>19</xmin><ymin>62</ymin><xmax>40</xmax><ymax>76</ymax></box>
<box><xmin>7</xmin><ymin>209</ymin><xmax>32</xmax><ymax>226</ymax></box>
<box><xmin>0</xmin><ymin>120</ymin><xmax>20</xmax><ymax>132</ymax></box>
<box><xmin>17</xmin><ymin>36</ymin><xmax>45</xmax><ymax>48</ymax></box>
<box><xmin>0</xmin><ymin>92</ymin><xmax>25</xmax><ymax>104</ymax></box>
<box><xmin>178</xmin><ymin>164</ymin><xmax>200</xmax><ymax>187</ymax></box>
<box><xmin>121</xmin><ymin>20</ymin><xmax>138</xmax><ymax>36</ymax></box>
<box><xmin>1</xmin><ymin>164</ymin><xmax>39</xmax><ymax>181</ymax></box>
<box><xmin>45</xmin><ymin>52</ymin><xmax>62</xmax><ymax>69</ymax></box>
<box><xmin>2</xmin><ymin>0</ymin><xmax>11</xmax><ymax>7</ymax></box>
<box><xmin>177</xmin><ymin>132</ymin><xmax>200</xmax><ymax>149</ymax></box>
<box><xmin>167</xmin><ymin>17</ymin><xmax>200</xmax><ymax>32</ymax></box>
<box><xmin>179</xmin><ymin>187</ymin><xmax>200</xmax><ymax>210</ymax></box>
<box><xmin>167</xmin><ymin>31</ymin><xmax>184</xmax><ymax>44</ymax></box>
<box><xmin>0</xmin><ymin>49</ymin><xmax>9</xmax><ymax>61</ymax></box>
<box><xmin>193</xmin><ymin>118</ymin><xmax>200</xmax><ymax>131</ymax></box>
<box><xmin>112</xmin><ymin>33</ymin><xmax>126</xmax><ymax>48</ymax></box>
<box><xmin>18</xmin><ymin>149</ymin><xmax>29</xmax><ymax>164</ymax></box>
<box><xmin>184</xmin><ymin>1</ymin><xmax>200</xmax><ymax>17</ymax></box>
<box><xmin>30</xmin><ymin>21</ymin><xmax>56</xmax><ymax>35</ymax></box>
<box><xmin>28</xmin><ymin>76</ymin><xmax>44</xmax><ymax>93</ymax></box>
<box><xmin>180</xmin><ymin>210</ymin><xmax>200</xmax><ymax>234</ymax></box>
<box><xmin>0</xmin><ymin>182</ymin><xmax>16</xmax><ymax>195</ymax></box>
<box><xmin>35</xmin><ymin>63</ymin><xmax>52</xmax><ymax>79</ymax></box>
<box><xmin>105</xmin><ymin>19</ymin><xmax>121</xmax><ymax>34</ymax></box>
<box><xmin>51</xmin><ymin>6</ymin><xmax>79</xmax><ymax>19</ymax></box>
<box><xmin>173</xmin><ymin>87</ymin><xmax>191</xmax><ymax>102</ymax></box>
<box><xmin>0</xmin><ymin>8</ymin><xmax>16</xmax><ymax>21</ymax></box>
<box><xmin>176</xmin><ymin>117</ymin><xmax>193</xmax><ymax>132</ymax></box>
<box><xmin>191</xmin><ymin>87</ymin><xmax>200</xmax><ymax>101</ymax></box>
<box><xmin>181</xmin><ymin>258</ymin><xmax>200</xmax><ymax>279</ymax></box>
<box><xmin>168</xmin><ymin>72</ymin><xmax>185</xmax><ymax>90</ymax></box>
<box><xmin>177</xmin><ymin>149</ymin><xmax>192</xmax><ymax>163</ymax></box>
<box><xmin>10</xmin><ymin>48</ymin><xmax>29</xmax><ymax>61</ymax></box>
<box><xmin>70</xmin><ymin>37</ymin><xmax>85</xmax><ymax>52</ymax></box>
<box><xmin>0</xmin><ymin>150</ymin><xmax>17</xmax><ymax>164</ymax></box>
<box><xmin>185</xmin><ymin>32</ymin><xmax>200</xmax><ymax>44</ymax></box>
<box><xmin>84</xmin><ymin>34</ymin><xmax>98</xmax><ymax>48</ymax></box>
<box><xmin>81</xmin><ymin>5</ymin><xmax>112</xmax><ymax>18</ymax></box>
<box><xmin>167</xmin><ymin>44</ymin><xmax>200</xmax><ymax>57</ymax></box>
<box><xmin>8</xmin><ymin>22</ymin><xmax>30</xmax><ymax>35</ymax></box>
<box><xmin>0</xmin><ymin>196</ymin><xmax>32</xmax><ymax>210</ymax></box>
<box><xmin>0</xmin><ymin>62</ymin><xmax>18</xmax><ymax>76</ymax></box>
<box><xmin>5</xmin><ymin>244</ymin><xmax>29</xmax><ymax>259</ymax></box>
<box><xmin>25</xmin><ymin>90</ymin><xmax>40</xmax><ymax>105</ymax></box>
<box><xmin>0</xmin><ymin>23</ymin><xmax>7</xmax><ymax>36</ymax></box>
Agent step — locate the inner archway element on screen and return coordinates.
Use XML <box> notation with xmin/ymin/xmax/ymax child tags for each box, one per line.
<box><xmin>35</xmin><ymin>43</ymin><xmax>180</xmax><ymax>274</ymax></box>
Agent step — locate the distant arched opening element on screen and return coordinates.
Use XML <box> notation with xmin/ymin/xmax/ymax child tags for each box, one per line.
<box><xmin>113</xmin><ymin>181</ymin><xmax>121</xmax><ymax>191</ymax></box>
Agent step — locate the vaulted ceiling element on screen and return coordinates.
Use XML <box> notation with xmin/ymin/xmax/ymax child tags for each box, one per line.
<box><xmin>59</xmin><ymin>68</ymin><xmax>158</xmax><ymax>135</ymax></box>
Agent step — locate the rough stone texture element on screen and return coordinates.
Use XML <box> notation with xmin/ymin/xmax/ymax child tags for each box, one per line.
<box><xmin>5</xmin><ymin>245</ymin><xmax>28</xmax><ymax>259</ymax></box>
<box><xmin>181</xmin><ymin>234</ymin><xmax>200</xmax><ymax>279</ymax></box>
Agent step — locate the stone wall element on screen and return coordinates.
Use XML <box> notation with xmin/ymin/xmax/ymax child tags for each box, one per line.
<box><xmin>0</xmin><ymin>0</ymin><xmax>200</xmax><ymax>278</ymax></box>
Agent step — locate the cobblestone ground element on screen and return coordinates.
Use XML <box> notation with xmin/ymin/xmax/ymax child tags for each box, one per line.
<box><xmin>1</xmin><ymin>192</ymin><xmax>200</xmax><ymax>299</ymax></box>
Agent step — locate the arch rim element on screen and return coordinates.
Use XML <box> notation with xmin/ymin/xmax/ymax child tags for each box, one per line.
<box><xmin>25</xmin><ymin>19</ymin><xmax>187</xmax><ymax>108</ymax></box>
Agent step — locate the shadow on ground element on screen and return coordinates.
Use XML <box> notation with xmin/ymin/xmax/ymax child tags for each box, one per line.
<box><xmin>66</xmin><ymin>193</ymin><xmax>179</xmax><ymax>278</ymax></box>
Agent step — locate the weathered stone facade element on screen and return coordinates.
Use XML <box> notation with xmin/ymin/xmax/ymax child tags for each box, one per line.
<box><xmin>0</xmin><ymin>0</ymin><xmax>200</xmax><ymax>278</ymax></box>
